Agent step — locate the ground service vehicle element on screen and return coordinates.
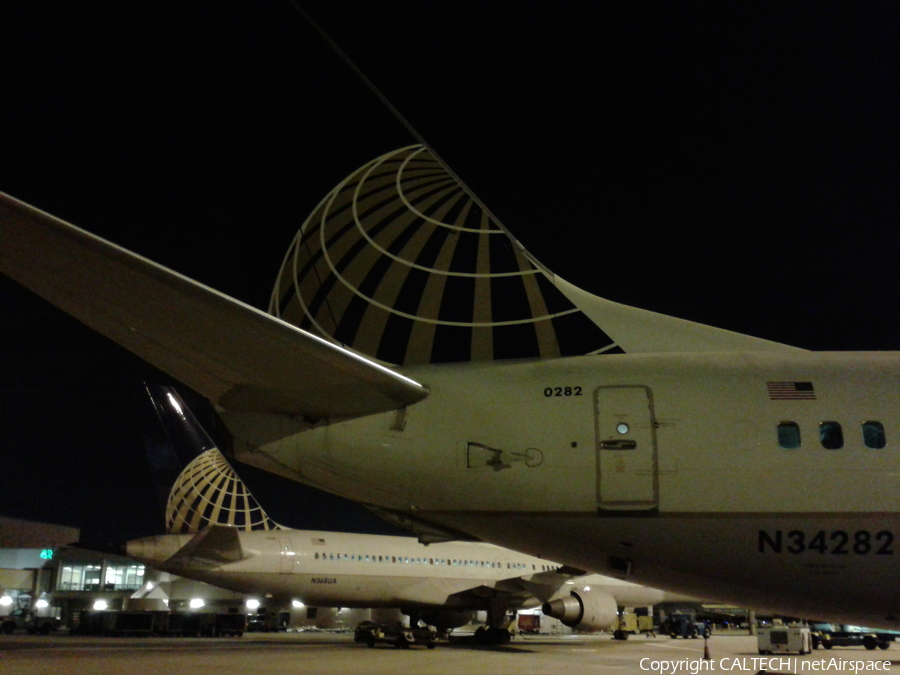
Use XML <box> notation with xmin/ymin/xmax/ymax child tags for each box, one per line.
<box><xmin>612</xmin><ymin>612</ymin><xmax>656</xmax><ymax>640</ymax></box>
<box><xmin>361</xmin><ymin>622</ymin><xmax>437</xmax><ymax>649</ymax></box>
<box><xmin>73</xmin><ymin>611</ymin><xmax>245</xmax><ymax>637</ymax></box>
<box><xmin>811</xmin><ymin>624</ymin><xmax>894</xmax><ymax>651</ymax></box>
<box><xmin>663</xmin><ymin>613</ymin><xmax>710</xmax><ymax>639</ymax></box>
<box><xmin>757</xmin><ymin>626</ymin><xmax>812</xmax><ymax>654</ymax></box>
<box><xmin>1</xmin><ymin>609</ymin><xmax>59</xmax><ymax>635</ymax></box>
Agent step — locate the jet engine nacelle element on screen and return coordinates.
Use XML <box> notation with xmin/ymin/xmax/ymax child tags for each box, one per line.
<box><xmin>542</xmin><ymin>590</ymin><xmax>618</xmax><ymax>632</ymax></box>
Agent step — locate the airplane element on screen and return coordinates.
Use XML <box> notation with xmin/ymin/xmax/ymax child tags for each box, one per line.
<box><xmin>5</xmin><ymin>138</ymin><xmax>900</xmax><ymax>631</ymax></box>
<box><xmin>2</xmin><ymin>9</ymin><xmax>899</xmax><ymax>635</ymax></box>
<box><xmin>126</xmin><ymin>385</ymin><xmax>683</xmax><ymax>642</ymax></box>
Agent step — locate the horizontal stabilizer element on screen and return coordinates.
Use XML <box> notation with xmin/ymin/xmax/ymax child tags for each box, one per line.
<box><xmin>555</xmin><ymin>564</ymin><xmax>588</xmax><ymax>577</ymax></box>
<box><xmin>170</xmin><ymin>526</ymin><xmax>247</xmax><ymax>568</ymax></box>
<box><xmin>0</xmin><ymin>192</ymin><xmax>428</xmax><ymax>418</ymax></box>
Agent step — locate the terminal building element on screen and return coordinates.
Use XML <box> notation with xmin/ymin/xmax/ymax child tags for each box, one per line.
<box><xmin>0</xmin><ymin>515</ymin><xmax>339</xmax><ymax>632</ymax></box>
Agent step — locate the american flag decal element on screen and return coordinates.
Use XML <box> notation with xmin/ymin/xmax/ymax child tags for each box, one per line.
<box><xmin>767</xmin><ymin>381</ymin><xmax>816</xmax><ymax>400</ymax></box>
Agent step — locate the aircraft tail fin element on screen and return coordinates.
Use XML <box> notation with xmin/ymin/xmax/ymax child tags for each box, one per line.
<box><xmin>270</xmin><ymin>145</ymin><xmax>798</xmax><ymax>366</ymax></box>
<box><xmin>144</xmin><ymin>384</ymin><xmax>282</xmax><ymax>534</ymax></box>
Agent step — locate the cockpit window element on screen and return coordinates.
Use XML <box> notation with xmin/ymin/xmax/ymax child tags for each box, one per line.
<box><xmin>777</xmin><ymin>422</ymin><xmax>801</xmax><ymax>449</ymax></box>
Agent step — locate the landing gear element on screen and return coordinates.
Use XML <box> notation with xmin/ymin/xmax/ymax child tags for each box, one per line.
<box><xmin>474</xmin><ymin>601</ymin><xmax>517</xmax><ymax>645</ymax></box>
<box><xmin>474</xmin><ymin>626</ymin><xmax>512</xmax><ymax>645</ymax></box>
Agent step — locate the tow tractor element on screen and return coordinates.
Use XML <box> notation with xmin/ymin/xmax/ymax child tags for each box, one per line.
<box><xmin>662</xmin><ymin>612</ymin><xmax>710</xmax><ymax>639</ymax></box>
<box><xmin>757</xmin><ymin>625</ymin><xmax>812</xmax><ymax>654</ymax></box>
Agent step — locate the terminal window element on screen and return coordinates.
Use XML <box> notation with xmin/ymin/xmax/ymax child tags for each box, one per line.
<box><xmin>104</xmin><ymin>564</ymin><xmax>145</xmax><ymax>591</ymax></box>
<box><xmin>58</xmin><ymin>564</ymin><xmax>101</xmax><ymax>591</ymax></box>
<box><xmin>58</xmin><ymin>563</ymin><xmax>145</xmax><ymax>592</ymax></box>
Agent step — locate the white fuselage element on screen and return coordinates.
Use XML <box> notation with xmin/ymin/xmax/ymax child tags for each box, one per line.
<box><xmin>127</xmin><ymin>529</ymin><xmax>671</xmax><ymax>610</ymax></box>
<box><xmin>226</xmin><ymin>350</ymin><xmax>900</xmax><ymax>628</ymax></box>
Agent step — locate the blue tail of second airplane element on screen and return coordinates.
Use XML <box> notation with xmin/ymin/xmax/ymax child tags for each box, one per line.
<box><xmin>144</xmin><ymin>384</ymin><xmax>281</xmax><ymax>534</ymax></box>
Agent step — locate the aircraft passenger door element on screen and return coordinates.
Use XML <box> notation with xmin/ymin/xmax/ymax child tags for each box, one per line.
<box><xmin>595</xmin><ymin>386</ymin><xmax>658</xmax><ymax>513</ymax></box>
<box><xmin>278</xmin><ymin>538</ymin><xmax>295</xmax><ymax>574</ymax></box>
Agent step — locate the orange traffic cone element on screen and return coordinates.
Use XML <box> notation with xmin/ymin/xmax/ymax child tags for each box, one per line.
<box><xmin>703</xmin><ymin>637</ymin><xmax>711</xmax><ymax>661</ymax></box>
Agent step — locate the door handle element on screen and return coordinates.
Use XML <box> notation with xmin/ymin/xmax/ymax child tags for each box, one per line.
<box><xmin>599</xmin><ymin>440</ymin><xmax>637</xmax><ymax>450</ymax></box>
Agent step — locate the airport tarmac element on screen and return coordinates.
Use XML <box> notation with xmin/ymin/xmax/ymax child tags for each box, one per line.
<box><xmin>2</xmin><ymin>632</ymin><xmax>898</xmax><ymax>675</ymax></box>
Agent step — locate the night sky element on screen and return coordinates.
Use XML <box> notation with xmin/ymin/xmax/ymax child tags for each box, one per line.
<box><xmin>1</xmin><ymin>2</ymin><xmax>898</xmax><ymax>544</ymax></box>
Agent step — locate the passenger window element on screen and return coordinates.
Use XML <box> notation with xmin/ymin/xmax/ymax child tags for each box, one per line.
<box><xmin>862</xmin><ymin>421</ymin><xmax>886</xmax><ymax>449</ymax></box>
<box><xmin>777</xmin><ymin>422</ymin><xmax>801</xmax><ymax>449</ymax></box>
<box><xmin>819</xmin><ymin>421</ymin><xmax>844</xmax><ymax>449</ymax></box>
